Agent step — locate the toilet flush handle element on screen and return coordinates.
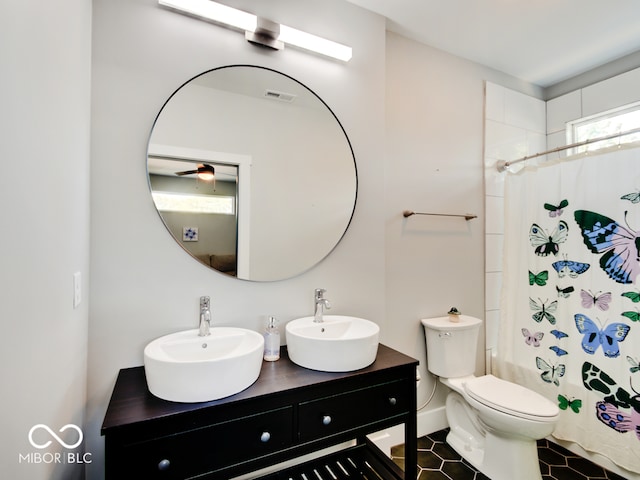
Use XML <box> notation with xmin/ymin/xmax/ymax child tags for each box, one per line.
<box><xmin>439</xmin><ymin>332</ymin><xmax>452</xmax><ymax>338</ymax></box>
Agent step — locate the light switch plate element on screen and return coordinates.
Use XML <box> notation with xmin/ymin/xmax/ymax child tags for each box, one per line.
<box><xmin>73</xmin><ymin>272</ymin><xmax>82</xmax><ymax>308</ymax></box>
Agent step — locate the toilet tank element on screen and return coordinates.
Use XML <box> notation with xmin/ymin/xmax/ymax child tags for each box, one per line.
<box><xmin>421</xmin><ymin>315</ymin><xmax>482</xmax><ymax>378</ymax></box>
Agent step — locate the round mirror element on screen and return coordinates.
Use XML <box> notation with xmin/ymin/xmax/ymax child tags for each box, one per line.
<box><xmin>147</xmin><ymin>65</ymin><xmax>357</xmax><ymax>281</ymax></box>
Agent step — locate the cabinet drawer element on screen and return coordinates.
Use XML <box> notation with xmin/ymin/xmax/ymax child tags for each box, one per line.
<box><xmin>298</xmin><ymin>381</ymin><xmax>408</xmax><ymax>442</ymax></box>
<box><xmin>113</xmin><ymin>406</ymin><xmax>293</xmax><ymax>479</ymax></box>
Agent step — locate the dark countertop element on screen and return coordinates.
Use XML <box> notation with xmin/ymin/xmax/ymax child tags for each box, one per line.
<box><xmin>101</xmin><ymin>344</ymin><xmax>419</xmax><ymax>434</ymax></box>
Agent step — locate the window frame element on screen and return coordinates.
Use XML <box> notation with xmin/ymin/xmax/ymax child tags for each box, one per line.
<box><xmin>151</xmin><ymin>191</ymin><xmax>236</xmax><ymax>215</ymax></box>
<box><xmin>567</xmin><ymin>100</ymin><xmax>640</xmax><ymax>154</ymax></box>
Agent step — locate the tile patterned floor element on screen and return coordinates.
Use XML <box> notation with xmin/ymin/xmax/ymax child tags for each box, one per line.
<box><xmin>390</xmin><ymin>429</ymin><xmax>628</xmax><ymax>480</ymax></box>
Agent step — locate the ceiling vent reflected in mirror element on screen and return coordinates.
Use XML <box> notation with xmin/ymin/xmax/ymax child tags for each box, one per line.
<box><xmin>264</xmin><ymin>89</ymin><xmax>296</xmax><ymax>103</ymax></box>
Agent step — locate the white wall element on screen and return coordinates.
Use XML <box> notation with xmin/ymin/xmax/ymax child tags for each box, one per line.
<box><xmin>384</xmin><ymin>33</ymin><xmax>543</xmax><ymax>432</ymax></box>
<box><xmin>88</xmin><ymin>0</ymin><xmax>385</xmax><ymax>477</ymax></box>
<box><xmin>0</xmin><ymin>1</ymin><xmax>91</xmax><ymax>479</ymax></box>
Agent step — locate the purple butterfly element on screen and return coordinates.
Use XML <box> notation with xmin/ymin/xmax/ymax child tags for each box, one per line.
<box><xmin>596</xmin><ymin>401</ymin><xmax>640</xmax><ymax>440</ymax></box>
<box><xmin>574</xmin><ymin>210</ymin><xmax>640</xmax><ymax>284</ymax></box>
<box><xmin>580</xmin><ymin>289</ymin><xmax>612</xmax><ymax>311</ymax></box>
<box><xmin>583</xmin><ymin>361</ymin><xmax>640</xmax><ymax>440</ymax></box>
<box><xmin>522</xmin><ymin>328</ymin><xmax>543</xmax><ymax>347</ymax></box>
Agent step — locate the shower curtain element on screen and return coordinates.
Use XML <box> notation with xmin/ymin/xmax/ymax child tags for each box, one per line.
<box><xmin>495</xmin><ymin>145</ymin><xmax>640</xmax><ymax>473</ymax></box>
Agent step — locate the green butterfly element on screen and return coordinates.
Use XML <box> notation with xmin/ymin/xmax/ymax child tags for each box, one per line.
<box><xmin>622</xmin><ymin>291</ymin><xmax>640</xmax><ymax>303</ymax></box>
<box><xmin>529</xmin><ymin>270</ymin><xmax>548</xmax><ymax>286</ymax></box>
<box><xmin>544</xmin><ymin>199</ymin><xmax>569</xmax><ymax>217</ymax></box>
<box><xmin>627</xmin><ymin>356</ymin><xmax>640</xmax><ymax>373</ymax></box>
<box><xmin>621</xmin><ymin>310</ymin><xmax>640</xmax><ymax>322</ymax></box>
<box><xmin>558</xmin><ymin>394</ymin><xmax>582</xmax><ymax>413</ymax></box>
<box><xmin>530</xmin><ymin>298</ymin><xmax>557</xmax><ymax>324</ymax></box>
<box><xmin>621</xmin><ymin>190</ymin><xmax>640</xmax><ymax>204</ymax></box>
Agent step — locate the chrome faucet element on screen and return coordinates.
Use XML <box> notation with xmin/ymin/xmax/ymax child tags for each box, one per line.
<box><xmin>199</xmin><ymin>296</ymin><xmax>211</xmax><ymax>336</ymax></box>
<box><xmin>313</xmin><ymin>288</ymin><xmax>331</xmax><ymax>323</ymax></box>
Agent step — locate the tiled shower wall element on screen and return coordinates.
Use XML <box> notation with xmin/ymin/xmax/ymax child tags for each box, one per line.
<box><xmin>483</xmin><ymin>82</ymin><xmax>546</xmax><ymax>369</ymax></box>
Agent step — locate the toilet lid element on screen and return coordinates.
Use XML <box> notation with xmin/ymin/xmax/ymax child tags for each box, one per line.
<box><xmin>464</xmin><ymin>375</ymin><xmax>558</xmax><ymax>419</ymax></box>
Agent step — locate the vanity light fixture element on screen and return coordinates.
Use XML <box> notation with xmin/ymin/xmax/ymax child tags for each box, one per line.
<box><xmin>158</xmin><ymin>0</ymin><xmax>352</xmax><ymax>62</ymax></box>
<box><xmin>277</xmin><ymin>25</ymin><xmax>352</xmax><ymax>62</ymax></box>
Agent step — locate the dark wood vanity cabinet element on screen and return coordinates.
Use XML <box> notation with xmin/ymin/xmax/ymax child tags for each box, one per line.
<box><xmin>102</xmin><ymin>344</ymin><xmax>418</xmax><ymax>480</ymax></box>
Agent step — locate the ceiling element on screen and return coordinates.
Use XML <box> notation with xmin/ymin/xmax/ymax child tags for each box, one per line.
<box><xmin>148</xmin><ymin>157</ymin><xmax>238</xmax><ymax>181</ymax></box>
<box><xmin>346</xmin><ymin>0</ymin><xmax>640</xmax><ymax>88</ymax></box>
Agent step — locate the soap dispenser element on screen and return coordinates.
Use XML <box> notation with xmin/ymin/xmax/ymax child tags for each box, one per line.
<box><xmin>263</xmin><ymin>316</ymin><xmax>281</xmax><ymax>361</ymax></box>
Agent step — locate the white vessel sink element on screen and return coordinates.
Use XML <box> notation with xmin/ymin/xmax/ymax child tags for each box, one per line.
<box><xmin>144</xmin><ymin>327</ymin><xmax>264</xmax><ymax>403</ymax></box>
<box><xmin>285</xmin><ymin>315</ymin><xmax>379</xmax><ymax>372</ymax></box>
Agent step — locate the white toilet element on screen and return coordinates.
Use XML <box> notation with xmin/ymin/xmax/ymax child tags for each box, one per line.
<box><xmin>421</xmin><ymin>315</ymin><xmax>559</xmax><ymax>480</ymax></box>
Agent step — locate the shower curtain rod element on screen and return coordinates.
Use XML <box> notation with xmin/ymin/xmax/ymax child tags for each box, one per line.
<box><xmin>496</xmin><ymin>126</ymin><xmax>640</xmax><ymax>172</ymax></box>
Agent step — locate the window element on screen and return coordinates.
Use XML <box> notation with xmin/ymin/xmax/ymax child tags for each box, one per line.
<box><xmin>152</xmin><ymin>192</ymin><xmax>235</xmax><ymax>215</ymax></box>
<box><xmin>567</xmin><ymin>101</ymin><xmax>640</xmax><ymax>153</ymax></box>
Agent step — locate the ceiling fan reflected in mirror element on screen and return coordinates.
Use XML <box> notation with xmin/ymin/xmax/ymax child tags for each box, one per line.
<box><xmin>175</xmin><ymin>163</ymin><xmax>216</xmax><ymax>188</ymax></box>
<box><xmin>175</xmin><ymin>163</ymin><xmax>215</xmax><ymax>179</ymax></box>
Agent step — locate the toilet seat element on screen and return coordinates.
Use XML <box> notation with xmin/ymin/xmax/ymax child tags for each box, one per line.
<box><xmin>464</xmin><ymin>375</ymin><xmax>558</xmax><ymax>421</ymax></box>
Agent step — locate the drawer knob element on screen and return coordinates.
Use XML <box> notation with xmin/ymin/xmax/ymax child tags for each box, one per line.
<box><xmin>389</xmin><ymin>397</ymin><xmax>397</xmax><ymax>406</ymax></box>
<box><xmin>157</xmin><ymin>459</ymin><xmax>171</xmax><ymax>471</ymax></box>
<box><xmin>322</xmin><ymin>415</ymin><xmax>332</xmax><ymax>426</ymax></box>
<box><xmin>260</xmin><ymin>431</ymin><xmax>271</xmax><ymax>443</ymax></box>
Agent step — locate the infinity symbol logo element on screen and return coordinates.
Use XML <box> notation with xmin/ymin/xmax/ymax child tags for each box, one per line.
<box><xmin>28</xmin><ymin>424</ymin><xmax>83</xmax><ymax>449</ymax></box>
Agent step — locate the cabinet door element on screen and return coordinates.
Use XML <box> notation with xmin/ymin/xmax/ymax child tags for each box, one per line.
<box><xmin>298</xmin><ymin>381</ymin><xmax>409</xmax><ymax>442</ymax></box>
<box><xmin>108</xmin><ymin>406</ymin><xmax>293</xmax><ymax>479</ymax></box>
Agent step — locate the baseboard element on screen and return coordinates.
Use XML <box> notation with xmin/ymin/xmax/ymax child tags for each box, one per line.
<box><xmin>368</xmin><ymin>406</ymin><xmax>448</xmax><ymax>456</ymax></box>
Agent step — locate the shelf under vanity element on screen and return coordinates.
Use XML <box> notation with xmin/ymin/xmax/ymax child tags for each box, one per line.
<box><xmin>101</xmin><ymin>344</ymin><xmax>418</xmax><ymax>480</ymax></box>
